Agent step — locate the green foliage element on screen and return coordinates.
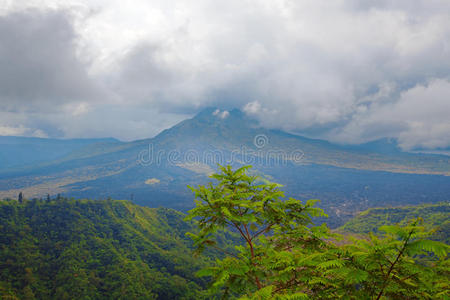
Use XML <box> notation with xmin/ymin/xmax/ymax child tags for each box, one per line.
<box><xmin>332</xmin><ymin>220</ymin><xmax>450</xmax><ymax>299</ymax></box>
<box><xmin>1</xmin><ymin>165</ymin><xmax>448</xmax><ymax>299</ymax></box>
<box><xmin>187</xmin><ymin>165</ymin><xmax>449</xmax><ymax>299</ymax></box>
<box><xmin>339</xmin><ymin>203</ymin><xmax>450</xmax><ymax>244</ymax></box>
<box><xmin>0</xmin><ymin>198</ymin><xmax>210</xmax><ymax>299</ymax></box>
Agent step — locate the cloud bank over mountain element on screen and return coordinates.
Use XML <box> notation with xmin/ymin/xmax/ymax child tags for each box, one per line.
<box><xmin>0</xmin><ymin>0</ymin><xmax>449</xmax><ymax>149</ymax></box>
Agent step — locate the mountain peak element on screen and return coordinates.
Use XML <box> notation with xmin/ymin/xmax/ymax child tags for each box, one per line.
<box><xmin>194</xmin><ymin>107</ymin><xmax>245</xmax><ymax>121</ymax></box>
<box><xmin>187</xmin><ymin>107</ymin><xmax>256</xmax><ymax>128</ymax></box>
<box><xmin>152</xmin><ymin>107</ymin><xmax>258</xmax><ymax>143</ymax></box>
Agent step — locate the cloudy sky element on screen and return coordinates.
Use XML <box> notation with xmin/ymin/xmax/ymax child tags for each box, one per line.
<box><xmin>0</xmin><ymin>0</ymin><xmax>449</xmax><ymax>149</ymax></box>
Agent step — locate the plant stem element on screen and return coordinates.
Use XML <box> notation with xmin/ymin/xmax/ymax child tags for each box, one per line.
<box><xmin>375</xmin><ymin>229</ymin><xmax>414</xmax><ymax>300</ymax></box>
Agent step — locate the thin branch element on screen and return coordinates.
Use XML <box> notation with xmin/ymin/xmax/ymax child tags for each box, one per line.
<box><xmin>243</xmin><ymin>223</ymin><xmax>251</xmax><ymax>242</ymax></box>
<box><xmin>397</xmin><ymin>272</ymin><xmax>419</xmax><ymax>283</ymax></box>
<box><xmin>228</xmin><ymin>221</ymin><xmax>250</xmax><ymax>244</ymax></box>
<box><xmin>378</xmin><ymin>262</ymin><xmax>385</xmax><ymax>276</ymax></box>
<box><xmin>208</xmin><ymin>243</ymin><xmax>240</xmax><ymax>260</ymax></box>
<box><xmin>273</xmin><ymin>275</ymin><xmax>300</xmax><ymax>294</ymax></box>
<box><xmin>375</xmin><ymin>229</ymin><xmax>414</xmax><ymax>300</ymax></box>
<box><xmin>251</xmin><ymin>224</ymin><xmax>273</xmax><ymax>241</ymax></box>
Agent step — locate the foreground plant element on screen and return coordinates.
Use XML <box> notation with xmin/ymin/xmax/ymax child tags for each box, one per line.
<box><xmin>186</xmin><ymin>165</ymin><xmax>449</xmax><ymax>299</ymax></box>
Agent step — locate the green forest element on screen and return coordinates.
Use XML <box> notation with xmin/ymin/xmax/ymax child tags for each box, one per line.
<box><xmin>0</xmin><ymin>165</ymin><xmax>449</xmax><ymax>299</ymax></box>
<box><xmin>0</xmin><ymin>198</ymin><xmax>212</xmax><ymax>299</ymax></box>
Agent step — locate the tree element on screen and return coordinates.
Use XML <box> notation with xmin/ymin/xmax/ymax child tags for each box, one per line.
<box><xmin>186</xmin><ymin>165</ymin><xmax>330</xmax><ymax>298</ymax></box>
<box><xmin>18</xmin><ymin>192</ymin><xmax>23</xmax><ymax>203</ymax></box>
<box><xmin>186</xmin><ymin>165</ymin><xmax>449</xmax><ymax>299</ymax></box>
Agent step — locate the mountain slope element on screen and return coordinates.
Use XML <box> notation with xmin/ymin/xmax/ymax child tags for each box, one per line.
<box><xmin>0</xmin><ymin>198</ymin><xmax>209</xmax><ymax>299</ymax></box>
<box><xmin>0</xmin><ymin>108</ymin><xmax>449</xmax><ymax>226</ymax></box>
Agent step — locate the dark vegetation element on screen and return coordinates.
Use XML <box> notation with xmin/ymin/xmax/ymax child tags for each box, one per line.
<box><xmin>259</xmin><ymin>164</ymin><xmax>450</xmax><ymax>228</ymax></box>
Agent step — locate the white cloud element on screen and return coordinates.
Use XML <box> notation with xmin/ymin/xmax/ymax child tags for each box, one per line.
<box><xmin>212</xmin><ymin>109</ymin><xmax>230</xmax><ymax>119</ymax></box>
<box><xmin>0</xmin><ymin>126</ymin><xmax>27</xmax><ymax>136</ymax></box>
<box><xmin>0</xmin><ymin>125</ymin><xmax>48</xmax><ymax>138</ymax></box>
<box><xmin>219</xmin><ymin>110</ymin><xmax>229</xmax><ymax>119</ymax></box>
<box><xmin>0</xmin><ymin>0</ymin><xmax>449</xmax><ymax>147</ymax></box>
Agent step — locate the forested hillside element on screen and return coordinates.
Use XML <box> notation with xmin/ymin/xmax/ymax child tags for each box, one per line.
<box><xmin>1</xmin><ymin>195</ymin><xmax>448</xmax><ymax>299</ymax></box>
<box><xmin>339</xmin><ymin>203</ymin><xmax>450</xmax><ymax>244</ymax></box>
<box><xmin>0</xmin><ymin>198</ymin><xmax>211</xmax><ymax>299</ymax></box>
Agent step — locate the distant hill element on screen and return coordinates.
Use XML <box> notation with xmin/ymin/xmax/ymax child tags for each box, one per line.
<box><xmin>0</xmin><ymin>136</ymin><xmax>121</xmax><ymax>171</ymax></box>
<box><xmin>0</xmin><ymin>198</ymin><xmax>211</xmax><ymax>299</ymax></box>
<box><xmin>350</xmin><ymin>138</ymin><xmax>402</xmax><ymax>155</ymax></box>
<box><xmin>339</xmin><ymin>203</ymin><xmax>450</xmax><ymax>244</ymax></box>
<box><xmin>1</xmin><ymin>108</ymin><xmax>449</xmax><ymax>227</ymax></box>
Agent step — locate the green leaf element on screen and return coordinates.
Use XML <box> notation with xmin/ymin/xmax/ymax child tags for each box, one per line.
<box><xmin>317</xmin><ymin>259</ymin><xmax>344</xmax><ymax>270</ymax></box>
<box><xmin>407</xmin><ymin>239</ymin><xmax>449</xmax><ymax>258</ymax></box>
<box><xmin>196</xmin><ymin>268</ymin><xmax>215</xmax><ymax>277</ymax></box>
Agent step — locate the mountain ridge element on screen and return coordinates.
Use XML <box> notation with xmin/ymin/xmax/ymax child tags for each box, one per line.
<box><xmin>1</xmin><ymin>108</ymin><xmax>450</xmax><ymax>227</ymax></box>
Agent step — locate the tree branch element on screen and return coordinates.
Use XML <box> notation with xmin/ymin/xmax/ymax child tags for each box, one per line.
<box><xmin>251</xmin><ymin>224</ymin><xmax>273</xmax><ymax>241</ymax></box>
<box><xmin>375</xmin><ymin>229</ymin><xmax>414</xmax><ymax>300</ymax></box>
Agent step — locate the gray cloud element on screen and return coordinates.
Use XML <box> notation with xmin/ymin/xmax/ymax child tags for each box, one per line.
<box><xmin>1</xmin><ymin>1</ymin><xmax>450</xmax><ymax>148</ymax></box>
<box><xmin>0</xmin><ymin>9</ymin><xmax>102</xmax><ymax>113</ymax></box>
<box><xmin>330</xmin><ymin>79</ymin><xmax>450</xmax><ymax>149</ymax></box>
